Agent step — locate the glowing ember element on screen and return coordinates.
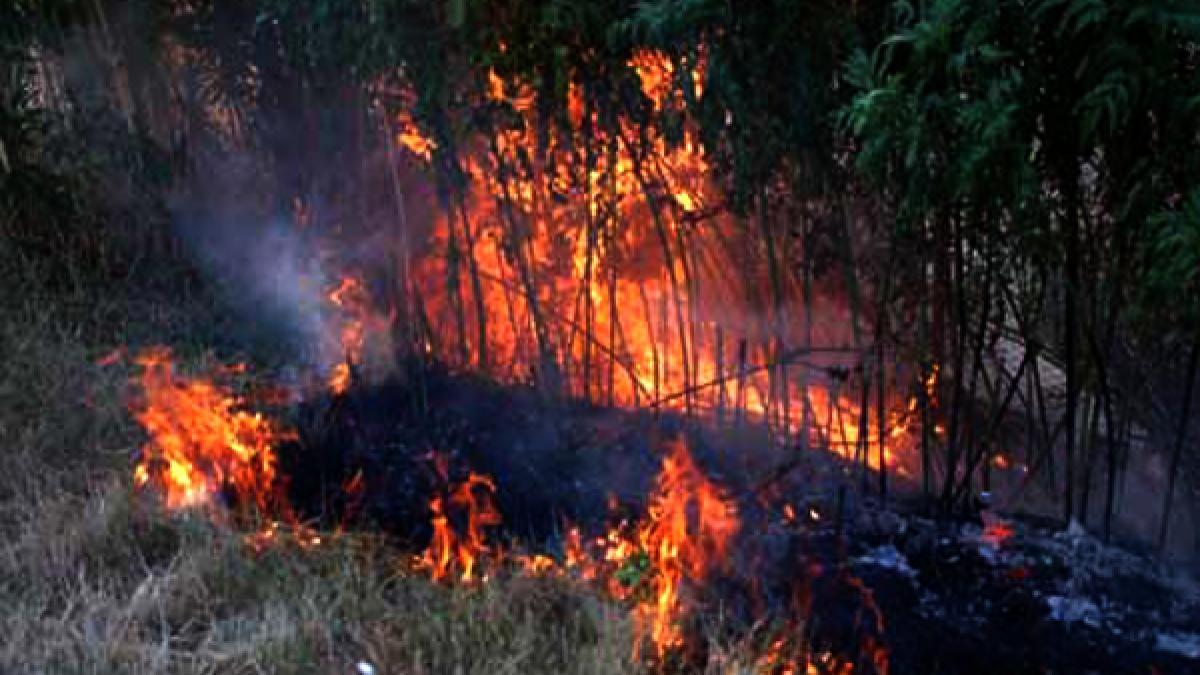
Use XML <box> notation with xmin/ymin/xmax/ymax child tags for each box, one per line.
<box><xmin>131</xmin><ymin>348</ymin><xmax>290</xmax><ymax>511</ymax></box>
<box><xmin>981</xmin><ymin>514</ymin><xmax>1016</xmax><ymax>547</ymax></box>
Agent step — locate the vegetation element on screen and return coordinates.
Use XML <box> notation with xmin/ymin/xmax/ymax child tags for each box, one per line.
<box><xmin>2</xmin><ymin>0</ymin><xmax>1199</xmax><ymax>671</ymax></box>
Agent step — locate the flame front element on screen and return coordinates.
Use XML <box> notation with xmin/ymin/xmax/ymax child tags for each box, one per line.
<box><xmin>122</xmin><ymin>46</ymin><xmax>914</xmax><ymax>669</ymax></box>
<box><xmin>131</xmin><ymin>348</ymin><xmax>288</xmax><ymax>511</ymax></box>
<box><xmin>386</xmin><ymin>49</ymin><xmax>932</xmax><ymax>475</ymax></box>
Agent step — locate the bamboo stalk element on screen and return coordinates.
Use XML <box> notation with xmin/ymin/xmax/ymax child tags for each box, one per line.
<box><xmin>757</xmin><ymin>192</ymin><xmax>790</xmax><ymax>442</ymax></box>
<box><xmin>735</xmin><ymin>339</ymin><xmax>748</xmax><ymax>427</ymax></box>
<box><xmin>456</xmin><ymin>200</ymin><xmax>489</xmax><ymax>371</ymax></box>
<box><xmin>1158</xmin><ymin>336</ymin><xmax>1199</xmax><ymax>551</ymax></box>
<box><xmin>715</xmin><ymin>324</ymin><xmax>726</xmax><ymax>425</ymax></box>
<box><xmin>857</xmin><ymin>364</ymin><xmax>871</xmax><ymax>493</ymax></box>
<box><xmin>619</xmin><ymin>127</ymin><xmax>692</xmax><ymax>416</ymax></box>
<box><xmin>877</xmin><ymin>341</ymin><xmax>888</xmax><ymax>501</ymax></box>
<box><xmin>607</xmin><ymin>258</ymin><xmax>618</xmax><ymax>407</ymax></box>
<box><xmin>448</xmin><ymin>260</ymin><xmax>652</xmax><ymax>400</ymax></box>
<box><xmin>1079</xmin><ymin>395</ymin><xmax>1102</xmax><ymax>526</ymax></box>
<box><xmin>489</xmin><ymin>137</ymin><xmax>559</xmax><ymax>396</ymax></box>
<box><xmin>638</xmin><ymin>281</ymin><xmax>660</xmax><ymax>404</ymax></box>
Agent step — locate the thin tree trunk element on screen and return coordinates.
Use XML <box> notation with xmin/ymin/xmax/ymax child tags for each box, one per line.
<box><xmin>1079</xmin><ymin>395</ymin><xmax>1102</xmax><ymax>527</ymax></box>
<box><xmin>1158</xmin><ymin>337</ymin><xmax>1200</xmax><ymax>551</ymax></box>
<box><xmin>1063</xmin><ymin>168</ymin><xmax>1081</xmax><ymax>525</ymax></box>
<box><xmin>857</xmin><ymin>367</ymin><xmax>872</xmax><ymax>493</ymax></box>
<box><xmin>735</xmin><ymin>339</ymin><xmax>749</xmax><ymax>427</ymax></box>
<box><xmin>941</xmin><ymin>210</ymin><xmax>969</xmax><ymax>512</ymax></box>
<box><xmin>716</xmin><ymin>324</ymin><xmax>726</xmax><ymax>425</ymax></box>
<box><xmin>757</xmin><ymin>192</ymin><xmax>789</xmax><ymax>440</ymax></box>
<box><xmin>457</xmin><ymin>201</ymin><xmax>489</xmax><ymax>371</ymax></box>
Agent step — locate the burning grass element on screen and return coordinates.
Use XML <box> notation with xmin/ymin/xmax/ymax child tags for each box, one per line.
<box><xmin>113</xmin><ymin>341</ymin><xmax>900</xmax><ymax>673</ymax></box>
<box><xmin>0</xmin><ymin>478</ymin><xmax>643</xmax><ymax>674</ymax></box>
<box><xmin>5</xmin><ymin>126</ymin><xmax>1190</xmax><ymax>675</ymax></box>
<box><xmin>0</xmin><ymin>246</ymin><xmax>622</xmax><ymax>674</ymax></box>
<box><xmin>0</xmin><ymin>245</ymin><xmax>813</xmax><ymax>675</ymax></box>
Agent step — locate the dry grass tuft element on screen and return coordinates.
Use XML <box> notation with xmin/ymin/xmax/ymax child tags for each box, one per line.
<box><xmin>0</xmin><ymin>479</ymin><xmax>644</xmax><ymax>674</ymax></box>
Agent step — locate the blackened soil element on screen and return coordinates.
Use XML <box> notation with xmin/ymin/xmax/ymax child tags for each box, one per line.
<box><xmin>274</xmin><ymin>365</ymin><xmax>1199</xmax><ymax>675</ymax></box>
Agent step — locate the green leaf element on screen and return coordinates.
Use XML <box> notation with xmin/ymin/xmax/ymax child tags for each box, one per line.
<box><xmin>447</xmin><ymin>0</ymin><xmax>464</xmax><ymax>29</ymax></box>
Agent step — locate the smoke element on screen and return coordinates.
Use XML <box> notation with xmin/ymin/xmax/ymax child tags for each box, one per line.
<box><xmin>166</xmin><ymin>148</ymin><xmax>334</xmax><ymax>372</ymax></box>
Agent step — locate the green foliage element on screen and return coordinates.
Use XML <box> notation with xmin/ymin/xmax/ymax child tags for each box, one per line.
<box><xmin>615</xmin><ymin>550</ymin><xmax>651</xmax><ymax>590</ymax></box>
<box><xmin>845</xmin><ymin>0</ymin><xmax>1200</xmax><ymax>303</ymax></box>
<box><xmin>1141</xmin><ymin>190</ymin><xmax>1200</xmax><ymax>332</ymax></box>
<box><xmin>846</xmin><ymin>1</ymin><xmax>1038</xmax><ymax>216</ymax></box>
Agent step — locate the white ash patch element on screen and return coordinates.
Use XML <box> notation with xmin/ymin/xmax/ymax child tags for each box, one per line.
<box><xmin>1155</xmin><ymin>632</ymin><xmax>1200</xmax><ymax>659</ymax></box>
<box><xmin>854</xmin><ymin>544</ymin><xmax>917</xmax><ymax>578</ymax></box>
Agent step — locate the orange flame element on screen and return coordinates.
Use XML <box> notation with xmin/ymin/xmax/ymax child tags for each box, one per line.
<box><xmin>387</xmin><ymin>51</ymin><xmax>932</xmax><ymax>479</ymax></box>
<box><xmin>420</xmin><ymin>470</ymin><xmax>503</xmax><ymax>583</ymax></box>
<box><xmin>326</xmin><ymin>275</ymin><xmax>369</xmax><ymax>394</ymax></box>
<box><xmin>131</xmin><ymin>348</ymin><xmax>290</xmax><ymax>511</ymax></box>
<box><xmin>324</xmin><ymin>273</ymin><xmax>394</xmax><ymax>395</ymax></box>
<box><xmin>633</xmin><ymin>438</ymin><xmax>739</xmax><ymax>656</ymax></box>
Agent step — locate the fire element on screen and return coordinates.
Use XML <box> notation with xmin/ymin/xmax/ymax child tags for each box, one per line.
<box><xmin>406</xmin><ymin>439</ymin><xmax>738</xmax><ymax>660</ymax></box>
<box><xmin>632</xmin><ymin>438</ymin><xmax>739</xmax><ymax>656</ymax></box>
<box><xmin>128</xmin><ymin>350</ymin><xmax>885</xmax><ymax>668</ymax></box>
<box><xmin>756</xmin><ymin>638</ymin><xmax>855</xmax><ymax>675</ymax></box>
<box><xmin>981</xmin><ymin>514</ymin><xmax>1015</xmax><ymax>547</ymax></box>
<box><xmin>419</xmin><ymin>470</ymin><xmax>503</xmax><ymax>583</ymax></box>
<box><xmin>121</xmin><ymin>42</ymin><xmax>922</xmax><ymax>663</ymax></box>
<box><xmin>423</xmin><ymin>495</ymin><xmax>455</xmax><ymax>582</ymax></box>
<box><xmin>131</xmin><ymin>348</ymin><xmax>290</xmax><ymax>511</ymax></box>
<box><xmin>386</xmin><ymin>49</ymin><xmax>932</xmax><ymax>478</ymax></box>
<box><xmin>326</xmin><ymin>275</ymin><xmax>368</xmax><ymax>394</ymax></box>
<box><xmin>324</xmin><ymin>273</ymin><xmax>392</xmax><ymax>395</ymax></box>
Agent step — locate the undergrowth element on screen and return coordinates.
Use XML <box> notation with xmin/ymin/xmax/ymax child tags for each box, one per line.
<box><xmin>0</xmin><ymin>215</ymin><xmax>649</xmax><ymax>673</ymax></box>
<box><xmin>0</xmin><ymin>165</ymin><xmax>784</xmax><ymax>675</ymax></box>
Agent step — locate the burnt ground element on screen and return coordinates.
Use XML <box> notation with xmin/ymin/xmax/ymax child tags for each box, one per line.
<box><xmin>843</xmin><ymin>512</ymin><xmax>1200</xmax><ymax>674</ymax></box>
<box><xmin>275</xmin><ymin>362</ymin><xmax>1200</xmax><ymax>675</ymax></box>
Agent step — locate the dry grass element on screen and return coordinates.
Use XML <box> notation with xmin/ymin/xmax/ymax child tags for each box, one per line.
<box><xmin>0</xmin><ymin>196</ymin><xmax>801</xmax><ymax>673</ymax></box>
<box><xmin>0</xmin><ymin>237</ymin><xmax>653</xmax><ymax>674</ymax></box>
<box><xmin>0</xmin><ymin>481</ymin><xmax>645</xmax><ymax>673</ymax></box>
<box><xmin>0</xmin><ymin>487</ymin><xmax>640</xmax><ymax>673</ymax></box>
<box><xmin>0</xmin><ymin>227</ymin><xmax>795</xmax><ymax>675</ymax></box>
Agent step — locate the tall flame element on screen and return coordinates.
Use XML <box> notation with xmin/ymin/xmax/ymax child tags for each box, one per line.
<box><xmin>326</xmin><ymin>273</ymin><xmax>390</xmax><ymax>395</ymax></box>
<box><xmin>634</xmin><ymin>438</ymin><xmax>739</xmax><ymax>656</ymax></box>
<box><xmin>386</xmin><ymin>49</ymin><xmax>931</xmax><ymax>475</ymax></box>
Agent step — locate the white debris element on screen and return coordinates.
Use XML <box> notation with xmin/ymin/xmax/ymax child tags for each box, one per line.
<box><xmin>1045</xmin><ymin>595</ymin><xmax>1102</xmax><ymax>628</ymax></box>
<box><xmin>1064</xmin><ymin>518</ymin><xmax>1087</xmax><ymax>539</ymax></box>
<box><xmin>1155</xmin><ymin>632</ymin><xmax>1200</xmax><ymax>659</ymax></box>
<box><xmin>855</xmin><ymin>544</ymin><xmax>917</xmax><ymax>578</ymax></box>
<box><xmin>356</xmin><ymin>662</ymin><xmax>377</xmax><ymax>675</ymax></box>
